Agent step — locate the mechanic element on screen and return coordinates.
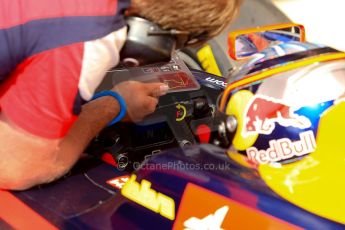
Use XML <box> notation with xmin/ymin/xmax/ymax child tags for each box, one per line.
<box><xmin>0</xmin><ymin>0</ymin><xmax>241</xmax><ymax>190</ymax></box>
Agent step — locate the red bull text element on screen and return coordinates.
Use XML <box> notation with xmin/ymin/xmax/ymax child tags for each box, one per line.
<box><xmin>246</xmin><ymin>131</ymin><xmax>316</xmax><ymax>164</ymax></box>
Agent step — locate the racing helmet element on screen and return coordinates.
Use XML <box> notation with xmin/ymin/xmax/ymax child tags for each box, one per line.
<box><xmin>220</xmin><ymin>41</ymin><xmax>345</xmax><ymax>223</ymax></box>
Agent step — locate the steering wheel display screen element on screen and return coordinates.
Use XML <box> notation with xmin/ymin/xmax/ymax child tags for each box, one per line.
<box><xmin>114</xmin><ymin>53</ymin><xmax>200</xmax><ymax>93</ymax></box>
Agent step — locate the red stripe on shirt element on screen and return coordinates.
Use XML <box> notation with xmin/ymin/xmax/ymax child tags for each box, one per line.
<box><xmin>0</xmin><ymin>43</ymin><xmax>84</xmax><ymax>139</ymax></box>
<box><xmin>0</xmin><ymin>0</ymin><xmax>118</xmax><ymax>29</ymax></box>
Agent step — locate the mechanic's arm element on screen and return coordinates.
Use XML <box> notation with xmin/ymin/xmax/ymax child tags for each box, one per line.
<box><xmin>0</xmin><ymin>96</ymin><xmax>118</xmax><ymax>190</ymax></box>
<box><xmin>0</xmin><ymin>81</ymin><xmax>168</xmax><ymax>190</ymax></box>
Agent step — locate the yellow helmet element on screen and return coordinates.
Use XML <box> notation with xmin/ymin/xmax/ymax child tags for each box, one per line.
<box><xmin>220</xmin><ymin>41</ymin><xmax>345</xmax><ymax>224</ymax></box>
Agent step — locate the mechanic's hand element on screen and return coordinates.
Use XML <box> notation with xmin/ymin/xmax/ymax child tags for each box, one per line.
<box><xmin>113</xmin><ymin>81</ymin><xmax>169</xmax><ymax>122</ymax></box>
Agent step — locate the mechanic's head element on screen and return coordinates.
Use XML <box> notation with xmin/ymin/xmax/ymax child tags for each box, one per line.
<box><xmin>129</xmin><ymin>0</ymin><xmax>243</xmax><ymax>45</ymax></box>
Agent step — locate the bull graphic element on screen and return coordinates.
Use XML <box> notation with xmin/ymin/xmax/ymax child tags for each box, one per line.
<box><xmin>243</xmin><ymin>95</ymin><xmax>311</xmax><ymax>136</ymax></box>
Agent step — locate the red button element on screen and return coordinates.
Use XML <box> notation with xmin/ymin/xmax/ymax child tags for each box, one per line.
<box><xmin>196</xmin><ymin>124</ymin><xmax>211</xmax><ymax>144</ymax></box>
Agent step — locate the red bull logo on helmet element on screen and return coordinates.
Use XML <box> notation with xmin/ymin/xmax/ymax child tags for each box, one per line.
<box><xmin>243</xmin><ymin>95</ymin><xmax>312</xmax><ymax>137</ymax></box>
<box><xmin>226</xmin><ymin>90</ymin><xmax>324</xmax><ymax>165</ymax></box>
<box><xmin>246</xmin><ymin>130</ymin><xmax>317</xmax><ymax>164</ymax></box>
